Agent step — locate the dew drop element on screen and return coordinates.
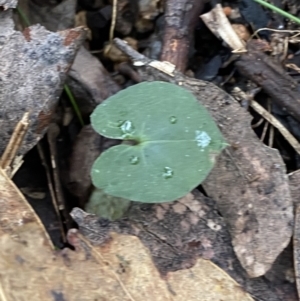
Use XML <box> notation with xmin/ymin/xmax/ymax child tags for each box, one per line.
<box><xmin>169</xmin><ymin>116</ymin><xmax>177</xmax><ymax>124</ymax></box>
<box><xmin>129</xmin><ymin>156</ymin><xmax>139</xmax><ymax>165</ymax></box>
<box><xmin>94</xmin><ymin>169</ymin><xmax>100</xmax><ymax>173</ymax></box>
<box><xmin>119</xmin><ymin>120</ymin><xmax>135</xmax><ymax>135</ymax></box>
<box><xmin>195</xmin><ymin>130</ymin><xmax>211</xmax><ymax>148</ymax></box>
<box><xmin>163</xmin><ymin>167</ymin><xmax>173</xmax><ymax>179</ymax></box>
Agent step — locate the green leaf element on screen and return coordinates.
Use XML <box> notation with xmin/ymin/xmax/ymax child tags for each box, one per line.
<box><xmin>85</xmin><ymin>188</ymin><xmax>131</xmax><ymax>220</ymax></box>
<box><xmin>91</xmin><ymin>81</ymin><xmax>226</xmax><ymax>203</ymax></box>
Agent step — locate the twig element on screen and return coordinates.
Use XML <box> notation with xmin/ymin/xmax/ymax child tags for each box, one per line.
<box><xmin>47</xmin><ymin>123</ymin><xmax>72</xmax><ymax>232</ymax></box>
<box><xmin>160</xmin><ymin>0</ymin><xmax>206</xmax><ymax>71</ymax></box>
<box><xmin>251</xmin><ymin>117</ymin><xmax>264</xmax><ymax>129</ymax></box>
<box><xmin>109</xmin><ymin>0</ymin><xmax>118</xmax><ymax>43</ymax></box>
<box><xmin>251</xmin><ymin>100</ymin><xmax>300</xmax><ymax>155</ymax></box>
<box><xmin>37</xmin><ymin>143</ymin><xmax>66</xmax><ymax>243</ymax></box>
<box><xmin>260</xmin><ymin>118</ymin><xmax>269</xmax><ymax>142</ymax></box>
<box><xmin>114</xmin><ymin>38</ymin><xmax>149</xmax><ymax>64</ymax></box>
<box><xmin>268</xmin><ymin>124</ymin><xmax>274</xmax><ymax>147</ymax></box>
<box><xmin>260</xmin><ymin>100</ymin><xmax>270</xmax><ymax>142</ymax></box>
<box><xmin>232</xmin><ymin>86</ymin><xmax>300</xmax><ymax>155</ymax></box>
<box><xmin>0</xmin><ymin>112</ymin><xmax>29</xmax><ymax>172</ymax></box>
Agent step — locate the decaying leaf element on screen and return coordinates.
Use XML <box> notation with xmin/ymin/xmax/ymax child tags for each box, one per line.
<box><xmin>27</xmin><ymin>0</ymin><xmax>76</xmax><ymax>32</ymax></box>
<box><xmin>0</xmin><ymin>166</ymin><xmax>254</xmax><ymax>300</ymax></box>
<box><xmin>289</xmin><ymin>170</ymin><xmax>300</xmax><ymax>299</ymax></box>
<box><xmin>0</xmin><ymin>166</ymin><xmax>50</xmax><ymax>241</ymax></box>
<box><xmin>0</xmin><ymin>221</ymin><xmax>254</xmax><ymax>300</ymax></box>
<box><xmin>112</xmin><ymin>38</ymin><xmax>294</xmax><ymax>277</ymax></box>
<box><xmin>72</xmin><ymin>192</ymin><xmax>283</xmax><ymax>301</ymax></box>
<box><xmin>0</xmin><ymin>9</ymin><xmax>85</xmax><ymax>157</ymax></box>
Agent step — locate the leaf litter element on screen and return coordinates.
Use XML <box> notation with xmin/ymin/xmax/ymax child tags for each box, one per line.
<box><xmin>0</xmin><ymin>167</ymin><xmax>254</xmax><ymax>300</ymax></box>
<box><xmin>1</xmin><ymin>1</ymin><xmax>300</xmax><ymax>300</ymax></box>
<box><xmin>113</xmin><ymin>38</ymin><xmax>293</xmax><ymax>278</ymax></box>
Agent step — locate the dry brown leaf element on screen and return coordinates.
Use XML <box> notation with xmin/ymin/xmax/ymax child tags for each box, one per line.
<box><xmin>0</xmin><ymin>167</ymin><xmax>253</xmax><ymax>300</ymax></box>
<box><xmin>0</xmin><ymin>167</ymin><xmax>50</xmax><ymax>242</ymax></box>
<box><xmin>0</xmin><ymin>227</ymin><xmax>254</xmax><ymax>301</ymax></box>
<box><xmin>0</xmin><ymin>9</ymin><xmax>85</xmax><ymax>158</ymax></box>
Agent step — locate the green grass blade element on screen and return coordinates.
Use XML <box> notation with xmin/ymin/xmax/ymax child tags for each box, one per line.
<box><xmin>16</xmin><ymin>7</ymin><xmax>30</xmax><ymax>27</ymax></box>
<box><xmin>64</xmin><ymin>84</ymin><xmax>84</xmax><ymax>126</ymax></box>
<box><xmin>253</xmin><ymin>0</ymin><xmax>300</xmax><ymax>25</ymax></box>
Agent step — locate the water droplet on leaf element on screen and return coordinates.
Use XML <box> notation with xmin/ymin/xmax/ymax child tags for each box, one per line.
<box><xmin>129</xmin><ymin>156</ymin><xmax>139</xmax><ymax>165</ymax></box>
<box><xmin>163</xmin><ymin>167</ymin><xmax>173</xmax><ymax>179</ymax></box>
<box><xmin>169</xmin><ymin>116</ymin><xmax>177</xmax><ymax>124</ymax></box>
<box><xmin>195</xmin><ymin>130</ymin><xmax>211</xmax><ymax>148</ymax></box>
<box><xmin>120</xmin><ymin>120</ymin><xmax>135</xmax><ymax>135</ymax></box>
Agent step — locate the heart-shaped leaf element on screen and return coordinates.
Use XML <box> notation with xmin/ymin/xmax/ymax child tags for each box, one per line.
<box><xmin>91</xmin><ymin>81</ymin><xmax>226</xmax><ymax>203</ymax></box>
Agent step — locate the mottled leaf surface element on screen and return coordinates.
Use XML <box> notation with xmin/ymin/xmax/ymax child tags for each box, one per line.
<box><xmin>0</xmin><ymin>9</ymin><xmax>85</xmax><ymax>157</ymax></box>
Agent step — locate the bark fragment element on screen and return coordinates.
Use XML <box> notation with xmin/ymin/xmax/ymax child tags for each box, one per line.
<box><xmin>235</xmin><ymin>41</ymin><xmax>300</xmax><ymax>123</ymax></box>
<box><xmin>160</xmin><ymin>0</ymin><xmax>205</xmax><ymax>72</ymax></box>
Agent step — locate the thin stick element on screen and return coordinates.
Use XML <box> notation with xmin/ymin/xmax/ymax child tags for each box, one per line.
<box><xmin>0</xmin><ymin>112</ymin><xmax>30</xmax><ymax>170</ymax></box>
<box><xmin>268</xmin><ymin>125</ymin><xmax>274</xmax><ymax>147</ymax></box>
<box><xmin>109</xmin><ymin>0</ymin><xmax>118</xmax><ymax>43</ymax></box>
<box><xmin>251</xmin><ymin>28</ymin><xmax>300</xmax><ymax>40</ymax></box>
<box><xmin>37</xmin><ymin>143</ymin><xmax>66</xmax><ymax>243</ymax></box>
<box><xmin>251</xmin><ymin>117</ymin><xmax>264</xmax><ymax>129</ymax></box>
<box><xmin>260</xmin><ymin>117</ymin><xmax>269</xmax><ymax>142</ymax></box>
<box><xmin>251</xmin><ymin>100</ymin><xmax>300</xmax><ymax>155</ymax></box>
<box><xmin>260</xmin><ymin>100</ymin><xmax>271</xmax><ymax>142</ymax></box>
